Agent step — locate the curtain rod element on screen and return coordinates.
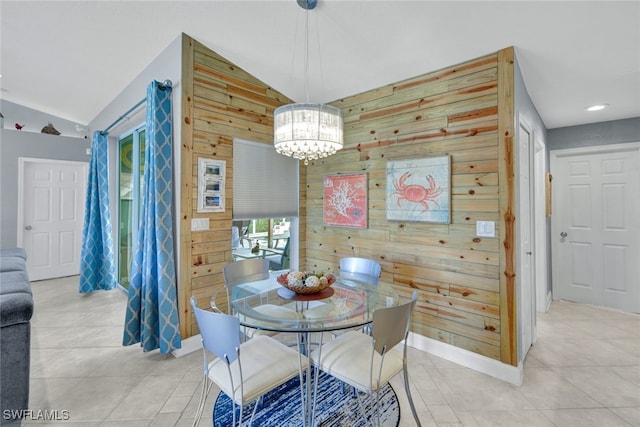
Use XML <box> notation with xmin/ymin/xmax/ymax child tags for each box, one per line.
<box><xmin>101</xmin><ymin>80</ymin><xmax>172</xmax><ymax>135</ymax></box>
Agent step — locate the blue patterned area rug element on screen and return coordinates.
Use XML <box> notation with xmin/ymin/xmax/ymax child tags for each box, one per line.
<box><xmin>213</xmin><ymin>371</ymin><xmax>400</xmax><ymax>426</ymax></box>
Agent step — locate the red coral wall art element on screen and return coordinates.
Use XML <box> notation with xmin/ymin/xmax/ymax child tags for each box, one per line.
<box><xmin>323</xmin><ymin>173</ymin><xmax>368</xmax><ymax>229</ymax></box>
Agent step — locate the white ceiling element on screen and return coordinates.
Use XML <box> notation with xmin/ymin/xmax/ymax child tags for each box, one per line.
<box><xmin>1</xmin><ymin>1</ymin><xmax>639</xmax><ymax>130</ymax></box>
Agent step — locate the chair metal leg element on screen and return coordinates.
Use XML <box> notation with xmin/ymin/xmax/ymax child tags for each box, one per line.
<box><xmin>374</xmin><ymin>389</ymin><xmax>381</xmax><ymax>427</ymax></box>
<box><xmin>248</xmin><ymin>397</ymin><xmax>261</xmax><ymax>426</ymax></box>
<box><xmin>403</xmin><ymin>362</ymin><xmax>422</xmax><ymax>427</ymax></box>
<box><xmin>350</xmin><ymin>389</ymin><xmax>370</xmax><ymax>425</ymax></box>
<box><xmin>192</xmin><ymin>377</ymin><xmax>212</xmax><ymax>427</ymax></box>
<box><xmin>237</xmin><ymin>402</ymin><xmax>243</xmax><ymax>427</ymax></box>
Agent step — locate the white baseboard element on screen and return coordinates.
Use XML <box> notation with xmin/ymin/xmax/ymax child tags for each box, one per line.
<box><xmin>407</xmin><ymin>332</ymin><xmax>523</xmax><ymax>386</ymax></box>
<box><xmin>171</xmin><ymin>334</ymin><xmax>201</xmax><ymax>358</ymax></box>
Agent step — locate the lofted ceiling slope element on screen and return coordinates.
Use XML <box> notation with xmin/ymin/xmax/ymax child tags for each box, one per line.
<box><xmin>0</xmin><ymin>1</ymin><xmax>638</xmax><ymax>130</ymax></box>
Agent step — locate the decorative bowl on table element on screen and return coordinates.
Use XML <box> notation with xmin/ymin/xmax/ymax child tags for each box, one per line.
<box><xmin>276</xmin><ymin>271</ymin><xmax>336</xmax><ymax>295</ymax></box>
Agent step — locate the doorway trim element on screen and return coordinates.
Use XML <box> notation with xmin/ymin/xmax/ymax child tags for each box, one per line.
<box><xmin>516</xmin><ymin>115</ymin><xmax>536</xmax><ymax>362</ymax></box>
<box><xmin>533</xmin><ymin>134</ymin><xmax>549</xmax><ymax>313</ymax></box>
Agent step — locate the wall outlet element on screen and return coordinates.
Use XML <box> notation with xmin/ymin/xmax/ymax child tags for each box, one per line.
<box><xmin>191</xmin><ymin>218</ymin><xmax>209</xmax><ymax>231</ymax></box>
<box><xmin>476</xmin><ymin>221</ymin><xmax>495</xmax><ymax>237</ymax></box>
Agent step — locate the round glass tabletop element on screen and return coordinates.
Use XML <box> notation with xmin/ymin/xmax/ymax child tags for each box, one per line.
<box><xmin>223</xmin><ymin>271</ymin><xmax>398</xmax><ymax>333</ymax></box>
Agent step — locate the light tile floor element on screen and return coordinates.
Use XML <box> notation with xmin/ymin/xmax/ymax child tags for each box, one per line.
<box><xmin>22</xmin><ymin>276</ymin><xmax>640</xmax><ymax>426</ymax></box>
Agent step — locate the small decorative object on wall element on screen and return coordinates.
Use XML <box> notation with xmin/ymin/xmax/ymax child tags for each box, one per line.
<box><xmin>197</xmin><ymin>157</ymin><xmax>226</xmax><ymax>213</ymax></box>
<box><xmin>41</xmin><ymin>122</ymin><xmax>61</xmax><ymax>135</ymax></box>
<box><xmin>15</xmin><ymin>123</ymin><xmax>24</xmax><ymax>130</ymax></box>
<box><xmin>386</xmin><ymin>155</ymin><xmax>451</xmax><ymax>223</ymax></box>
<box><xmin>323</xmin><ymin>173</ymin><xmax>368</xmax><ymax>229</ymax></box>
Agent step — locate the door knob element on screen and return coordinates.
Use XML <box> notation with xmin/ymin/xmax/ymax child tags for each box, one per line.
<box><xmin>24</xmin><ymin>225</ymin><xmax>32</xmax><ymax>230</ymax></box>
<box><xmin>560</xmin><ymin>231</ymin><xmax>567</xmax><ymax>238</ymax></box>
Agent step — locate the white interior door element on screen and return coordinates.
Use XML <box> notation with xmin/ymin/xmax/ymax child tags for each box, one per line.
<box><xmin>18</xmin><ymin>158</ymin><xmax>88</xmax><ymax>281</ymax></box>
<box><xmin>551</xmin><ymin>143</ymin><xmax>640</xmax><ymax>313</ymax></box>
<box><xmin>517</xmin><ymin>119</ymin><xmax>535</xmax><ymax>362</ymax></box>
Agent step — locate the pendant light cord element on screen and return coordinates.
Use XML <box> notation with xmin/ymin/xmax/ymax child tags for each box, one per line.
<box><xmin>304</xmin><ymin>8</ymin><xmax>310</xmax><ymax>104</ymax></box>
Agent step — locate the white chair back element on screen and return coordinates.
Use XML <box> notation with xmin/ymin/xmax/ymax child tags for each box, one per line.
<box><xmin>223</xmin><ymin>258</ymin><xmax>270</xmax><ymax>288</ymax></box>
<box><xmin>371</xmin><ymin>291</ymin><xmax>418</xmax><ymax>355</ymax></box>
<box><xmin>191</xmin><ymin>296</ymin><xmax>241</xmax><ymax>363</ymax></box>
<box><xmin>339</xmin><ymin>257</ymin><xmax>381</xmax><ymax>286</ymax></box>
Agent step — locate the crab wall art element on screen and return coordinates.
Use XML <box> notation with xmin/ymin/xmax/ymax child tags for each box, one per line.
<box><xmin>386</xmin><ymin>156</ymin><xmax>451</xmax><ymax>223</ymax></box>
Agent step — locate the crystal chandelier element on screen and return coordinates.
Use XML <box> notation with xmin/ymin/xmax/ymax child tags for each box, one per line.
<box><xmin>273</xmin><ymin>0</ymin><xmax>343</xmax><ymax>165</ymax></box>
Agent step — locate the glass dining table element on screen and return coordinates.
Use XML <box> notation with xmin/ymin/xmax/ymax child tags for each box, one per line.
<box><xmin>213</xmin><ymin>270</ymin><xmax>399</xmax><ymax>426</ymax></box>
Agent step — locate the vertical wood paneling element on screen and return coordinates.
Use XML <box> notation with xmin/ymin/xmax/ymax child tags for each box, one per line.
<box><xmin>304</xmin><ymin>49</ymin><xmax>516</xmax><ymax>364</ymax></box>
<box><xmin>497</xmin><ymin>47</ymin><xmax>517</xmax><ymax>365</ymax></box>
<box><xmin>177</xmin><ymin>37</ymin><xmax>516</xmax><ymax>366</ymax></box>
<box><xmin>178</xmin><ymin>35</ymin><xmax>293</xmax><ymax>337</ymax></box>
<box><xmin>178</xmin><ymin>34</ymin><xmax>194</xmax><ymax>338</ymax></box>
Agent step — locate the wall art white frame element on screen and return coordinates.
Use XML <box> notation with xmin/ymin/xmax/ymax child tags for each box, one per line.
<box><xmin>197</xmin><ymin>158</ymin><xmax>226</xmax><ymax>213</ymax></box>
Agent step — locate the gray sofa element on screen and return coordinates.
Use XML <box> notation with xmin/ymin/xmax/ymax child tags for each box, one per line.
<box><xmin>0</xmin><ymin>248</ymin><xmax>33</xmax><ymax>425</ymax></box>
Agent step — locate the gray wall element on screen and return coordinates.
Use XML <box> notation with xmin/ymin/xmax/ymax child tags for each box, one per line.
<box><xmin>0</xmin><ymin>130</ymin><xmax>90</xmax><ymax>248</ymax></box>
<box><xmin>1</xmin><ymin>99</ymin><xmax>88</xmax><ymax>137</ymax></box>
<box><xmin>548</xmin><ymin>117</ymin><xmax>640</xmax><ymax>150</ymax></box>
<box><xmin>514</xmin><ymin>55</ymin><xmax>548</xmax><ymax>146</ymax></box>
<box><xmin>0</xmin><ymin>34</ymin><xmax>183</xmax><ymax>264</ymax></box>
<box><xmin>88</xmin><ymin>34</ymin><xmax>183</xmax><ymax>282</ymax></box>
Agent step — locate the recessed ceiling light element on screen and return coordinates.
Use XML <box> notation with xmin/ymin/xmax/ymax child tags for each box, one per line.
<box><xmin>586</xmin><ymin>104</ymin><xmax>609</xmax><ymax>112</ymax></box>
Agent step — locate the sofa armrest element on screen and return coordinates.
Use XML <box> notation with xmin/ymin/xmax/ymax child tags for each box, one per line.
<box><xmin>0</xmin><ymin>248</ymin><xmax>27</xmax><ymax>260</ymax></box>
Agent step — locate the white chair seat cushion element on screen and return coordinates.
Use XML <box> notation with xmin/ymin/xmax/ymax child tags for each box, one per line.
<box><xmin>208</xmin><ymin>335</ymin><xmax>307</xmax><ymax>405</ymax></box>
<box><xmin>254</xmin><ymin>303</ymin><xmax>301</xmax><ymax>320</ymax></box>
<box><xmin>301</xmin><ymin>303</ymin><xmax>338</xmax><ymax>320</ymax></box>
<box><xmin>245</xmin><ymin>304</ymin><xmax>301</xmax><ymax>337</ymax></box>
<box><xmin>310</xmin><ymin>330</ymin><xmax>403</xmax><ymax>392</ymax></box>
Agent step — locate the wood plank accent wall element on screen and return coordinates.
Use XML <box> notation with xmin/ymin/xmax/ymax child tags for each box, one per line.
<box><xmin>303</xmin><ymin>47</ymin><xmax>517</xmax><ymax>365</ymax></box>
<box><xmin>178</xmin><ymin>34</ymin><xmax>297</xmax><ymax>337</ymax></box>
<box><xmin>177</xmin><ymin>35</ymin><xmax>517</xmax><ymax>366</ymax></box>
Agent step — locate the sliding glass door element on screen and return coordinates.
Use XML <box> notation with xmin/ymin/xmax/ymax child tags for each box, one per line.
<box><xmin>117</xmin><ymin>126</ymin><xmax>145</xmax><ymax>289</ymax></box>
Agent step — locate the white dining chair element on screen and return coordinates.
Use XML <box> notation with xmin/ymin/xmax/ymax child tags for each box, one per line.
<box><xmin>190</xmin><ymin>296</ymin><xmax>307</xmax><ymax>427</ymax></box>
<box><xmin>339</xmin><ymin>257</ymin><xmax>381</xmax><ymax>286</ymax></box>
<box><xmin>214</xmin><ymin>258</ymin><xmax>300</xmax><ymax>339</ymax></box>
<box><xmin>310</xmin><ymin>291</ymin><xmax>422</xmax><ymax>427</ymax></box>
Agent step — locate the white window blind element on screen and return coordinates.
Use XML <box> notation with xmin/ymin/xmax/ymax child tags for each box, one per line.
<box><xmin>232</xmin><ymin>138</ymin><xmax>299</xmax><ymax>220</ymax></box>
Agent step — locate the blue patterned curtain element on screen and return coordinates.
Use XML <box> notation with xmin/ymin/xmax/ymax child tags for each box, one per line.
<box><xmin>123</xmin><ymin>81</ymin><xmax>181</xmax><ymax>354</ymax></box>
<box><xmin>79</xmin><ymin>131</ymin><xmax>117</xmax><ymax>293</ymax></box>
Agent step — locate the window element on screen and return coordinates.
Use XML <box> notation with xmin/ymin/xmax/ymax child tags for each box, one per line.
<box><xmin>117</xmin><ymin>125</ymin><xmax>145</xmax><ymax>288</ymax></box>
<box><xmin>231</xmin><ymin>218</ymin><xmax>292</xmax><ymax>270</ymax></box>
<box><xmin>233</xmin><ymin>218</ymin><xmax>291</xmax><ymax>249</ymax></box>
<box><xmin>232</xmin><ymin>139</ymin><xmax>299</xmax><ymax>269</ymax></box>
